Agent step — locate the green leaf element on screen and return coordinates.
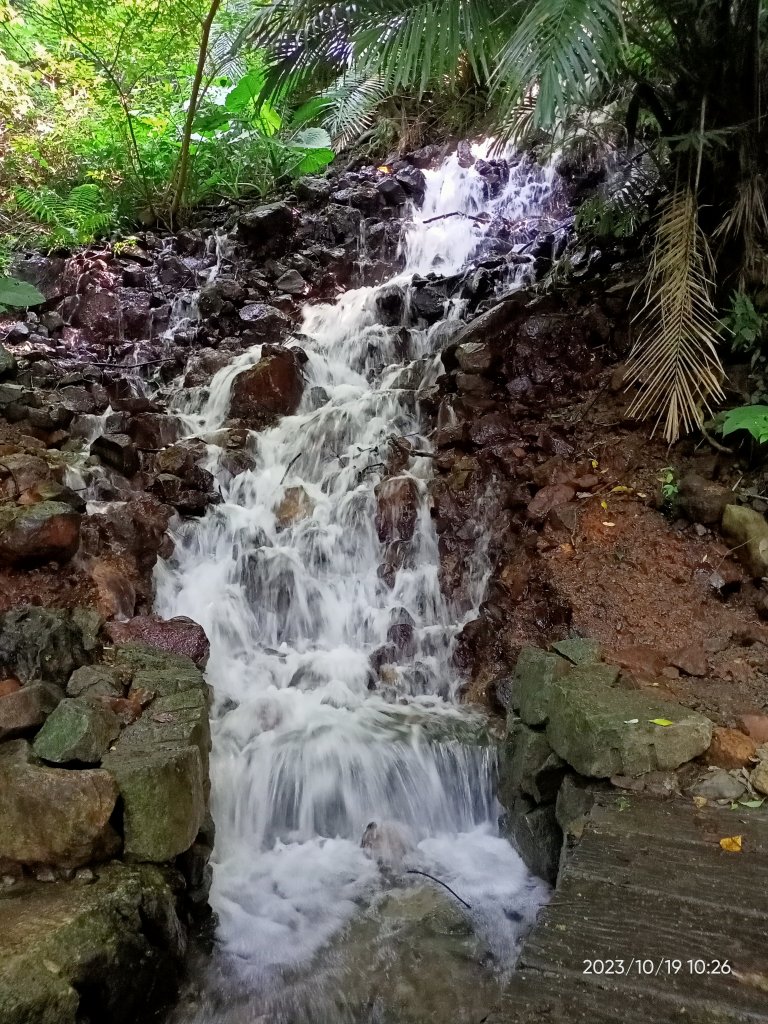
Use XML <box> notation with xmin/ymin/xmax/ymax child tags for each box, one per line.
<box><xmin>648</xmin><ymin>718</ymin><xmax>674</xmax><ymax>726</ymax></box>
<box><xmin>0</xmin><ymin>276</ymin><xmax>45</xmax><ymax>308</ymax></box>
<box><xmin>225</xmin><ymin>72</ymin><xmax>265</xmax><ymax>113</ymax></box>
<box><xmin>293</xmin><ymin>127</ymin><xmax>333</xmax><ymax>150</ymax></box>
<box><xmin>292</xmin><ymin>145</ymin><xmax>335</xmax><ymax>174</ymax></box>
<box><xmin>721</xmin><ymin>405</ymin><xmax>768</xmax><ymax>444</ymax></box>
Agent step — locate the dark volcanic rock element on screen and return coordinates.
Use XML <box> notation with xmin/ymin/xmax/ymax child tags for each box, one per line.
<box><xmin>375</xmin><ymin>476</ymin><xmax>420</xmax><ymax>543</ymax></box>
<box><xmin>238</xmin><ymin>203</ymin><xmax>294</xmax><ymax>244</ymax></box>
<box><xmin>238</xmin><ymin>303</ymin><xmax>292</xmax><ymax>343</ymax></box>
<box><xmin>228</xmin><ymin>346</ymin><xmax>305</xmax><ymax>427</ymax></box>
<box><xmin>90</xmin><ymin>433</ymin><xmax>140</xmax><ymax>477</ymax></box>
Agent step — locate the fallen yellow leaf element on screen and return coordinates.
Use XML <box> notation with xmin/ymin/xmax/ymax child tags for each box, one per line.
<box><xmin>649</xmin><ymin>718</ymin><xmax>674</xmax><ymax>726</ymax></box>
<box><xmin>692</xmin><ymin>795</ymin><xmax>708</xmax><ymax>809</ymax></box>
<box><xmin>591</xmin><ymin>459</ymin><xmax>599</xmax><ymax>469</ymax></box>
<box><xmin>600</xmin><ymin>500</ymin><xmax>609</xmax><ymax>511</ymax></box>
<box><xmin>611</xmin><ymin>485</ymin><xmax>632</xmax><ymax>493</ymax></box>
<box><xmin>720</xmin><ymin>835</ymin><xmax>743</xmax><ymax>853</ymax></box>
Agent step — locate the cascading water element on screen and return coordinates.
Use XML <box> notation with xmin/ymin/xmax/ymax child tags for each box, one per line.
<box><xmin>157</xmin><ymin>146</ymin><xmax>561</xmax><ymax>1022</ymax></box>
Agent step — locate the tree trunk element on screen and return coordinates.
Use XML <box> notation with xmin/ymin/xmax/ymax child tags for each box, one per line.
<box><xmin>169</xmin><ymin>0</ymin><xmax>221</xmax><ymax>223</ymax></box>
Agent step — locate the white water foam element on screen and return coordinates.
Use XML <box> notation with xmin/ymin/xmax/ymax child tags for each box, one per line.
<box><xmin>156</xmin><ymin>144</ymin><xmax>561</xmax><ymax>997</ymax></box>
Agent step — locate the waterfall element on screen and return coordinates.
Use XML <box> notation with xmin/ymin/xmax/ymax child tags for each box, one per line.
<box><xmin>156</xmin><ymin>146</ymin><xmax>558</xmax><ymax>1016</ymax></box>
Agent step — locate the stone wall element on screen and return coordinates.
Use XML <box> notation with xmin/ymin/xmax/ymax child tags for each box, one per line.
<box><xmin>0</xmin><ymin>607</ymin><xmax>212</xmax><ymax>1024</ymax></box>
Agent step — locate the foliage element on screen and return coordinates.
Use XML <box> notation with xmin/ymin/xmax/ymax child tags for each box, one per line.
<box><xmin>658</xmin><ymin>466</ymin><xmax>679</xmax><ymax>508</ymax></box>
<box><xmin>722</xmin><ymin>292</ymin><xmax>766</xmax><ymax>358</ymax></box>
<box><xmin>15</xmin><ymin>184</ymin><xmax>114</xmax><ymax>247</ymax></box>
<box><xmin>720</xmin><ymin>405</ymin><xmax>768</xmax><ymax>446</ymax></box>
<box><xmin>0</xmin><ymin>275</ymin><xmax>44</xmax><ymax>311</ymax></box>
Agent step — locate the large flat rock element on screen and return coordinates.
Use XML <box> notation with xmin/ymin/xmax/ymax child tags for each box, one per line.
<box><xmin>0</xmin><ymin>862</ymin><xmax>184</xmax><ymax>1024</ymax></box>
<box><xmin>493</xmin><ymin>796</ymin><xmax>768</xmax><ymax>1023</ymax></box>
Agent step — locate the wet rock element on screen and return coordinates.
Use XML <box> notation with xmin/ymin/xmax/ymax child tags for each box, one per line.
<box><xmin>238</xmin><ymin>202</ymin><xmax>293</xmax><ymax>243</ymax></box>
<box><xmin>705</xmin><ymin>726</ymin><xmax>757</xmax><ymax>769</ymax></box>
<box><xmin>377</xmin><ymin>177</ymin><xmax>408</xmax><ymax>206</ymax></box>
<box><xmin>0</xmin><ymin>453</ymin><xmax>51</xmax><ymax>498</ymax></box>
<box><xmin>689</xmin><ymin>770</ymin><xmax>747</xmax><ymax>802</ymax></box>
<box><xmin>500</xmin><ymin>721</ymin><xmax>566</xmax><ymax>805</ymax></box>
<box><xmin>677</xmin><ymin>473</ymin><xmax>730</xmax><ymax>526</ymax></box>
<box><xmin>150</xmin><ymin>473</ymin><xmax>213</xmax><ymax>515</ymax></box>
<box><xmin>198</xmin><ymin>277</ymin><xmax>247</xmax><ymax>317</ymax></box>
<box><xmin>295</xmin><ymin>176</ymin><xmax>332</xmax><ymax>204</ymax></box>
<box><xmin>324</xmin><ymin>203</ymin><xmax>363</xmax><ymax>241</ymax></box>
<box><xmin>375</xmin><ymin>476</ymin><xmax>420</xmax><ymax>542</ymax></box>
<box><xmin>0</xmin><ymin>861</ymin><xmax>185</xmax><ymax>1024</ymax></box>
<box><xmin>0</xmin><ymin>607</ymin><xmax>98</xmax><ymax>686</ymax></box>
<box><xmin>130</xmin><ymin>412</ymin><xmax>183</xmax><ymax>450</ymax></box>
<box><xmin>103</xmin><ymin>743</ymin><xmax>205</xmax><ymax>862</ymax></box>
<box><xmin>275</xmin><ymin>485</ymin><xmax>314</xmax><ymax>528</ymax></box>
<box><xmin>387</xmin><ymin>622</ymin><xmax>416</xmax><ymax>657</ymax></box>
<box><xmin>275</xmin><ymin>269</ymin><xmax>306</xmax><ymax>294</ymax></box>
<box><xmin>228</xmin><ymin>346</ymin><xmax>305</xmax><ymax>427</ymax></box>
<box><xmin>410</xmin><ymin>285</ymin><xmax>445</xmax><ymax>324</ymax></box>
<box><xmin>0</xmin><ymin>740</ymin><xmax>119</xmax><ymax>867</ymax></box>
<box><xmin>105</xmin><ymin>616</ymin><xmax>210</xmax><ymax>668</ymax></box>
<box><xmin>376</xmin><ymin>285</ymin><xmax>406</xmax><ymax>326</ymax></box>
<box><xmin>455</xmin><ymin>342</ymin><xmax>493</xmax><ymax>375</ymax></box>
<box><xmin>738</xmin><ymin>713</ymin><xmax>768</xmax><ymax>744</ymax></box>
<box><xmin>394</xmin><ymin>166</ymin><xmax>427</xmax><ymax>204</ymax></box>
<box><xmin>18</xmin><ymin>479</ymin><xmax>86</xmax><ymax>512</ymax></box>
<box><xmin>90</xmin><ymin>433</ymin><xmax>140</xmax><ymax>477</ymax></box>
<box><xmin>503</xmin><ymin>795</ymin><xmax>561</xmax><ymax>885</ymax></box>
<box><xmin>238</xmin><ymin>302</ymin><xmax>291</xmax><ymax>343</ymax></box>
<box><xmin>0</xmin><ymin>501</ymin><xmax>81</xmax><ymax>566</ymax></box>
<box><xmin>32</xmin><ymin>698</ymin><xmax>120</xmax><ymax>764</ymax></box>
<box><xmin>0</xmin><ymin>683</ymin><xmax>61</xmax><ymax>740</ymax></box>
<box><xmin>331</xmin><ymin>185</ymin><xmax>380</xmax><ymax>213</ymax></box>
<box><xmin>80</xmin><ymin>496</ymin><xmax>172</xmax><ymax>590</ymax></box>
<box><xmin>721</xmin><ymin>504</ymin><xmax>768</xmax><ymax>578</ymax></box>
<box><xmin>551</xmin><ymin>637</ymin><xmax>602</xmax><ymax>665</ymax></box>
<box><xmin>67</xmin><ymin>664</ymin><xmax>126</xmax><ymax>699</ymax></box>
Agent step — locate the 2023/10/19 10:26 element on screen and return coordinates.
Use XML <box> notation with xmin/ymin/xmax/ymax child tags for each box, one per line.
<box><xmin>583</xmin><ymin>959</ymin><xmax>733</xmax><ymax>976</ymax></box>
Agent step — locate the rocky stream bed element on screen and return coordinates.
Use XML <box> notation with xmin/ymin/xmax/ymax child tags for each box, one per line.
<box><xmin>1</xmin><ymin>142</ymin><xmax>768</xmax><ymax>1023</ymax></box>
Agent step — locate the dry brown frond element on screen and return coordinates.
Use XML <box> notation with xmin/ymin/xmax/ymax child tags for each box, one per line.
<box><xmin>626</xmin><ymin>186</ymin><xmax>725</xmax><ymax>443</ymax></box>
<box><xmin>713</xmin><ymin>173</ymin><xmax>768</xmax><ymax>287</ymax></box>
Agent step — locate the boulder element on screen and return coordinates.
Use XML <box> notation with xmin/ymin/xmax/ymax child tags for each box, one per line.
<box><xmin>510</xmin><ymin>646</ymin><xmax>713</xmax><ymax>777</ymax></box>
<box><xmin>751</xmin><ymin>760</ymin><xmax>768</xmax><ymax>795</ymax></box>
<box><xmin>409</xmin><ymin>285</ymin><xmax>445</xmax><ymax>324</ymax></box>
<box><xmin>502</xmin><ymin>796</ymin><xmax>561</xmax><ymax>885</ymax></box>
<box><xmin>149</xmin><ymin>473</ymin><xmax>213</xmax><ymax>515</ymax></box>
<box><xmin>114</xmin><ymin>644</ymin><xmax>203</xmax><ymax>696</ymax></box>
<box><xmin>689</xmin><ymin>770</ymin><xmax>747</xmax><ymax>802</ymax></box>
<box><xmin>0</xmin><ymin>861</ymin><xmax>185</xmax><ymax>1024</ymax></box>
<box><xmin>66</xmin><ymin>664</ymin><xmax>126</xmax><ymax>699</ymax></box>
<box><xmin>721</xmin><ymin>504</ymin><xmax>768</xmax><ymax>578</ymax></box>
<box><xmin>0</xmin><ymin>607</ymin><xmax>98</xmax><ymax>685</ymax></box>
<box><xmin>738</xmin><ymin>713</ymin><xmax>768</xmax><ymax>744</ymax></box>
<box><xmin>455</xmin><ymin>342</ymin><xmax>493</xmax><ymax>375</ymax></box>
<box><xmin>105</xmin><ymin>617</ymin><xmax>209</xmax><ymax>668</ymax></box>
<box><xmin>275</xmin><ymin>269</ymin><xmax>306</xmax><ymax>295</ymax></box>
<box><xmin>545</xmin><ymin>675</ymin><xmax>712</xmax><ymax>777</ymax></box>
<box><xmin>0</xmin><ymin>682</ymin><xmax>61</xmax><ymax>740</ymax></box>
<box><xmin>0</xmin><ymin>453</ymin><xmax>51</xmax><ymax>498</ymax></box>
<box><xmin>103</xmin><ymin>744</ymin><xmax>205</xmax><ymax>862</ymax></box>
<box><xmin>238</xmin><ymin>302</ymin><xmax>291</xmax><ymax>343</ymax></box>
<box><xmin>705</xmin><ymin>726</ymin><xmax>757</xmax><ymax>769</ymax></box>
<box><xmin>677</xmin><ymin>472</ymin><xmax>730</xmax><ymax>525</ymax></box>
<box><xmin>238</xmin><ymin>202</ymin><xmax>293</xmax><ymax>243</ymax></box>
<box><xmin>375</xmin><ymin>476</ymin><xmax>420</xmax><ymax>542</ymax></box>
<box><xmin>110</xmin><ymin>686</ymin><xmax>210</xmax><ymax>781</ymax></box>
<box><xmin>228</xmin><ymin>346</ymin><xmax>305</xmax><ymax>427</ymax></box>
<box><xmin>295</xmin><ymin>176</ymin><xmax>332</xmax><ymax>204</ymax></box>
<box><xmin>275</xmin><ymin>485</ymin><xmax>314</xmax><ymax>528</ymax></box>
<box><xmin>0</xmin><ymin>501</ymin><xmax>80</xmax><ymax>566</ymax></box>
<box><xmin>32</xmin><ymin>698</ymin><xmax>120</xmax><ymax>764</ymax></box>
<box><xmin>90</xmin><ymin>433</ymin><xmax>140</xmax><ymax>477</ymax></box>
<box><xmin>500</xmin><ymin>720</ymin><xmax>566</xmax><ymax>805</ymax></box>
<box><xmin>0</xmin><ymin>740</ymin><xmax>119</xmax><ymax>867</ymax></box>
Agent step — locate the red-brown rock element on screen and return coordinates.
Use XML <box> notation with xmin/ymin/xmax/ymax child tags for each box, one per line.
<box><xmin>0</xmin><ymin>501</ymin><xmax>81</xmax><ymax>566</ymax></box>
<box><xmin>527</xmin><ymin>483</ymin><xmax>576</xmax><ymax>520</ymax></box>
<box><xmin>706</xmin><ymin>726</ymin><xmax>757</xmax><ymax>769</ymax></box>
<box><xmin>228</xmin><ymin>345</ymin><xmax>305</xmax><ymax>427</ymax></box>
<box><xmin>105</xmin><ymin>615</ymin><xmax>210</xmax><ymax>668</ymax></box>
<box><xmin>0</xmin><ymin>677</ymin><xmax>21</xmax><ymax>697</ymax></box>
<box><xmin>738</xmin><ymin>713</ymin><xmax>768</xmax><ymax>745</ymax></box>
<box><xmin>375</xmin><ymin>476</ymin><xmax>420</xmax><ymax>542</ymax></box>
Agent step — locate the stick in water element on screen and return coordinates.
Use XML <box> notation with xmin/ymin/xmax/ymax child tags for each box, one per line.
<box><xmin>406</xmin><ymin>869</ymin><xmax>472</xmax><ymax>910</ymax></box>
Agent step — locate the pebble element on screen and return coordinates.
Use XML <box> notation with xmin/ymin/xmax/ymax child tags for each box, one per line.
<box><xmin>689</xmin><ymin>770</ymin><xmax>747</xmax><ymax>802</ymax></box>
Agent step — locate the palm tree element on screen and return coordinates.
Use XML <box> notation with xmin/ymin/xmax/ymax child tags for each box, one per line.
<box><xmin>247</xmin><ymin>0</ymin><xmax>767</xmax><ymax>442</ymax></box>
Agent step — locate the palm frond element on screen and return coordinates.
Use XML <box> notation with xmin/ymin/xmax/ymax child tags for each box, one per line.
<box><xmin>713</xmin><ymin>173</ymin><xmax>768</xmax><ymax>287</ymax></box>
<box><xmin>320</xmin><ymin>72</ymin><xmax>390</xmax><ymax>151</ymax></box>
<box><xmin>493</xmin><ymin>0</ymin><xmax>624</xmax><ymax>127</ymax></box>
<box><xmin>626</xmin><ymin>186</ymin><xmax>725</xmax><ymax>443</ymax></box>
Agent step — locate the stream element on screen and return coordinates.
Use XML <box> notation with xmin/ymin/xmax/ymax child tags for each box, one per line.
<box><xmin>155</xmin><ymin>147</ymin><xmax>559</xmax><ymax>1023</ymax></box>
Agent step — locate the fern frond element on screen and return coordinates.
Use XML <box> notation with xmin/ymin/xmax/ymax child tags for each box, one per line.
<box><xmin>626</xmin><ymin>186</ymin><xmax>725</xmax><ymax>443</ymax></box>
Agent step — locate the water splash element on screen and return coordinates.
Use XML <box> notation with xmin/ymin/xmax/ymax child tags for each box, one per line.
<box><xmin>156</xmin><ymin>146</ymin><xmax>561</xmax><ymax>1010</ymax></box>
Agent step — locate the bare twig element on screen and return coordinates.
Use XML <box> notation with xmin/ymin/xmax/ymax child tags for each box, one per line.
<box><xmin>406</xmin><ymin>869</ymin><xmax>472</xmax><ymax>910</ymax></box>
